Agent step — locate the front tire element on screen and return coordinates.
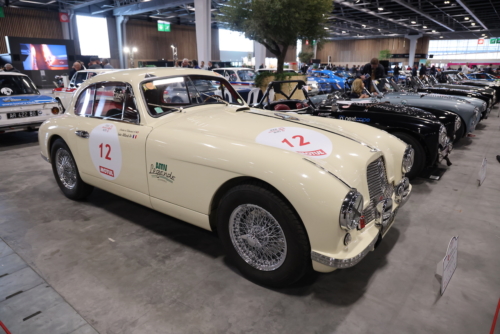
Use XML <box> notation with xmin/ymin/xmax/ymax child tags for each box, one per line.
<box><xmin>216</xmin><ymin>182</ymin><xmax>311</xmax><ymax>288</ymax></box>
<box><xmin>391</xmin><ymin>132</ymin><xmax>426</xmax><ymax>180</ymax></box>
<box><xmin>50</xmin><ymin>139</ymin><xmax>94</xmax><ymax>200</ymax></box>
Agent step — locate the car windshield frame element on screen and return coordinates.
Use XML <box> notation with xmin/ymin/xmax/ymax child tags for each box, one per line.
<box><xmin>140</xmin><ymin>74</ymin><xmax>245</xmax><ymax>117</ymax></box>
<box><xmin>0</xmin><ymin>74</ymin><xmax>40</xmax><ymax>96</ymax></box>
<box><xmin>236</xmin><ymin>70</ymin><xmax>256</xmax><ymax>82</ymax></box>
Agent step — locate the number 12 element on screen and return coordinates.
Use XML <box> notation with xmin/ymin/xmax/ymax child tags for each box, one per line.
<box><xmin>99</xmin><ymin>143</ymin><xmax>112</xmax><ymax>160</ymax></box>
<box><xmin>282</xmin><ymin>135</ymin><xmax>310</xmax><ymax>147</ymax></box>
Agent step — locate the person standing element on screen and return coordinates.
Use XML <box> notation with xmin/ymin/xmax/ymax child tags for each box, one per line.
<box><xmin>3</xmin><ymin>63</ymin><xmax>20</xmax><ymax>73</ymax></box>
<box><xmin>412</xmin><ymin>64</ymin><xmax>418</xmax><ymax>77</ymax></box>
<box><xmin>461</xmin><ymin>62</ymin><xmax>471</xmax><ymax>74</ymax></box>
<box><xmin>89</xmin><ymin>57</ymin><xmax>101</xmax><ymax>69</ymax></box>
<box><xmin>181</xmin><ymin>58</ymin><xmax>190</xmax><ymax>68</ymax></box>
<box><xmin>200</xmin><ymin>61</ymin><xmax>206</xmax><ymax>70</ymax></box>
<box><xmin>419</xmin><ymin>63</ymin><xmax>427</xmax><ymax>78</ymax></box>
<box><xmin>429</xmin><ymin>65</ymin><xmax>437</xmax><ymax>76</ymax></box>
<box><xmin>361</xmin><ymin>58</ymin><xmax>385</xmax><ymax>92</ymax></box>
<box><xmin>207</xmin><ymin>61</ymin><xmax>214</xmax><ymax>70</ymax></box>
<box><xmin>393</xmin><ymin>64</ymin><xmax>400</xmax><ymax>83</ymax></box>
<box><xmin>102</xmin><ymin>59</ymin><xmax>113</xmax><ymax>69</ymax></box>
<box><xmin>192</xmin><ymin>60</ymin><xmax>200</xmax><ymax>69</ymax></box>
<box><xmin>69</xmin><ymin>62</ymin><xmax>82</xmax><ymax>79</ymax></box>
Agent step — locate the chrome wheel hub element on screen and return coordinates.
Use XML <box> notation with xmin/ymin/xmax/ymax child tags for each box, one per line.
<box><xmin>55</xmin><ymin>148</ymin><xmax>77</xmax><ymax>190</ymax></box>
<box><xmin>229</xmin><ymin>204</ymin><xmax>287</xmax><ymax>271</ymax></box>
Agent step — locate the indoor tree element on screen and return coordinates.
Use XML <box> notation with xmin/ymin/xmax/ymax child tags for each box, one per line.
<box><xmin>218</xmin><ymin>0</ymin><xmax>332</xmax><ymax>73</ymax></box>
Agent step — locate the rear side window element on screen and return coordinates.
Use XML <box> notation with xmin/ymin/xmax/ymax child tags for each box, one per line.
<box><xmin>74</xmin><ymin>85</ymin><xmax>96</xmax><ymax>116</ymax></box>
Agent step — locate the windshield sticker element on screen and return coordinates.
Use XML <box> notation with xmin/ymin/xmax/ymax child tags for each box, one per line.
<box><xmin>149</xmin><ymin>162</ymin><xmax>176</xmax><ymax>183</ymax></box>
<box><xmin>154</xmin><ymin>107</ymin><xmax>164</xmax><ymax>113</ymax></box>
<box><xmin>0</xmin><ymin>88</ymin><xmax>13</xmax><ymax>96</ymax></box>
<box><xmin>89</xmin><ymin>123</ymin><xmax>122</xmax><ymax>180</ymax></box>
<box><xmin>256</xmin><ymin>127</ymin><xmax>332</xmax><ymax>159</ymax></box>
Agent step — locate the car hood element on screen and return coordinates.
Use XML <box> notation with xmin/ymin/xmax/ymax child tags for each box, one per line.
<box><xmin>0</xmin><ymin>95</ymin><xmax>56</xmax><ymax>107</ymax></box>
<box><xmin>380</xmin><ymin>92</ymin><xmax>482</xmax><ymax>110</ymax></box>
<box><xmin>154</xmin><ymin>105</ymin><xmax>405</xmax><ymax>188</ymax></box>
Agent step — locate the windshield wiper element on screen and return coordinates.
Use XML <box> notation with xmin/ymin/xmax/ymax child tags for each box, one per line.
<box><xmin>200</xmin><ymin>92</ymin><xmax>229</xmax><ymax>106</ymax></box>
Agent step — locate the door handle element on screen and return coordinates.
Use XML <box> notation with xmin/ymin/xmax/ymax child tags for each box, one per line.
<box><xmin>75</xmin><ymin>130</ymin><xmax>89</xmax><ymax>138</ymax></box>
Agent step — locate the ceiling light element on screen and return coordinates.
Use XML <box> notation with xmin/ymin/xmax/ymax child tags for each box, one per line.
<box><xmin>432</xmin><ymin>30</ymin><xmax>436</xmax><ymax>32</ymax></box>
<box><xmin>342</xmin><ymin>31</ymin><xmax>346</xmax><ymax>33</ymax></box>
<box><xmin>464</xmin><ymin>17</ymin><xmax>469</xmax><ymax>20</ymax></box>
<box><xmin>362</xmin><ymin>24</ymin><xmax>366</xmax><ymax>28</ymax></box>
<box><xmin>482</xmin><ymin>33</ymin><xmax>486</xmax><ymax>35</ymax></box>
<box><xmin>411</xmin><ymin>21</ymin><xmax>416</xmax><ymax>24</ymax></box>
<box><xmin>444</xmin><ymin>1</ymin><xmax>449</xmax><ymax>4</ymax></box>
<box><xmin>439</xmin><ymin>36</ymin><xmax>443</xmax><ymax>38</ymax></box>
<box><xmin>378</xmin><ymin>7</ymin><xmax>383</xmax><ymax>11</ymax></box>
<box><xmin>484</xmin><ymin>36</ymin><xmax>488</xmax><ymax>38</ymax></box>
<box><xmin>423</xmin><ymin>26</ymin><xmax>427</xmax><ymax>28</ymax></box>
<box><xmin>324</xmin><ymin>27</ymin><xmax>329</xmax><ymax>29</ymax></box>
<box><xmin>471</xmin><ymin>23</ymin><xmax>475</xmax><ymax>26</ymax></box>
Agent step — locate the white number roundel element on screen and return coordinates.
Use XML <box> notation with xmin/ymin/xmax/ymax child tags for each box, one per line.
<box><xmin>89</xmin><ymin>123</ymin><xmax>122</xmax><ymax>180</ymax></box>
<box><xmin>256</xmin><ymin>127</ymin><xmax>333</xmax><ymax>159</ymax></box>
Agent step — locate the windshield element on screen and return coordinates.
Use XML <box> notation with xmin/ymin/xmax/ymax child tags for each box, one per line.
<box><xmin>142</xmin><ymin>75</ymin><xmax>244</xmax><ymax>116</ymax></box>
<box><xmin>237</xmin><ymin>70</ymin><xmax>256</xmax><ymax>82</ymax></box>
<box><xmin>0</xmin><ymin>75</ymin><xmax>39</xmax><ymax>96</ymax></box>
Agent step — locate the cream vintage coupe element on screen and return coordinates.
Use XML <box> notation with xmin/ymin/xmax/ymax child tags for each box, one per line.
<box><xmin>39</xmin><ymin>68</ymin><xmax>413</xmax><ymax>287</ymax></box>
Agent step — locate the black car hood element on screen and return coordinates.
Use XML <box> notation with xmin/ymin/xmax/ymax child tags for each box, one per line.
<box><xmin>335</xmin><ymin>101</ymin><xmax>437</xmax><ymax>120</ymax></box>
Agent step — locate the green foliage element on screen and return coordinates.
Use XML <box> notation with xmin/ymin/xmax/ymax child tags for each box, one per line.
<box><xmin>298</xmin><ymin>51</ymin><xmax>314</xmax><ymax>64</ymax></box>
<box><xmin>425</xmin><ymin>59</ymin><xmax>431</xmax><ymax>67</ymax></box>
<box><xmin>379</xmin><ymin>49</ymin><xmax>393</xmax><ymax>60</ymax></box>
<box><xmin>218</xmin><ymin>0</ymin><xmax>332</xmax><ymax>73</ymax></box>
<box><xmin>254</xmin><ymin>71</ymin><xmax>303</xmax><ymax>89</ymax></box>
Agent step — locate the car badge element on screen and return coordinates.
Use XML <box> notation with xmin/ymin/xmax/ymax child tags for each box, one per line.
<box><xmin>38</xmin><ymin>110</ymin><xmax>43</xmax><ymax>115</ymax></box>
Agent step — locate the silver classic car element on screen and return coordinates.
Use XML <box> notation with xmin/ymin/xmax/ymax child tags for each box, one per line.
<box><xmin>362</xmin><ymin>78</ymin><xmax>481</xmax><ymax>141</ymax></box>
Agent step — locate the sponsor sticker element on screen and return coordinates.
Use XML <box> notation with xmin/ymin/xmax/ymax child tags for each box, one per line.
<box><xmin>256</xmin><ymin>127</ymin><xmax>333</xmax><ymax>159</ymax></box>
<box><xmin>89</xmin><ymin>123</ymin><xmax>122</xmax><ymax>180</ymax></box>
<box><xmin>149</xmin><ymin>162</ymin><xmax>176</xmax><ymax>182</ymax></box>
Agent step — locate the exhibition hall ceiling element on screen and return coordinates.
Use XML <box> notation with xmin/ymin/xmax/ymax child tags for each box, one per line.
<box><xmin>1</xmin><ymin>0</ymin><xmax>499</xmax><ymax>41</ymax></box>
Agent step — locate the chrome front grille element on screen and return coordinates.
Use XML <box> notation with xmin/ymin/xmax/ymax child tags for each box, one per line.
<box><xmin>363</xmin><ymin>157</ymin><xmax>394</xmax><ymax>223</ymax></box>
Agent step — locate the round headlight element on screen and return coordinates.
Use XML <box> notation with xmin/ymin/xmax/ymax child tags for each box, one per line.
<box><xmin>402</xmin><ymin>146</ymin><xmax>414</xmax><ymax>174</ymax></box>
<box><xmin>454</xmin><ymin>116</ymin><xmax>461</xmax><ymax>131</ymax></box>
<box><xmin>51</xmin><ymin>107</ymin><xmax>60</xmax><ymax>115</ymax></box>
<box><xmin>339</xmin><ymin>189</ymin><xmax>364</xmax><ymax>231</ymax></box>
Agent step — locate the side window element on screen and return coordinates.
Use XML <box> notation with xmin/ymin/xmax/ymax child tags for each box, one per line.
<box><xmin>226</xmin><ymin>70</ymin><xmax>237</xmax><ymax>82</ymax></box>
<box><xmin>75</xmin><ymin>72</ymin><xmax>88</xmax><ymax>86</ymax></box>
<box><xmin>74</xmin><ymin>85</ymin><xmax>96</xmax><ymax>116</ymax></box>
<box><xmin>93</xmin><ymin>82</ymin><xmax>139</xmax><ymax>122</ymax></box>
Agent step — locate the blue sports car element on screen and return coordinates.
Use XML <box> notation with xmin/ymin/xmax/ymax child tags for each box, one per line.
<box><xmin>307</xmin><ymin>70</ymin><xmax>344</xmax><ymax>92</ymax></box>
<box><xmin>466</xmin><ymin>73</ymin><xmax>500</xmax><ymax>82</ymax></box>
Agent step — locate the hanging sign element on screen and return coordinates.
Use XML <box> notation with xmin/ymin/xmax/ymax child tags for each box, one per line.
<box><xmin>478</xmin><ymin>39</ymin><xmax>485</xmax><ymax>45</ymax></box>
<box><xmin>0</xmin><ymin>7</ymin><xmax>4</xmax><ymax>18</ymax></box>
<box><xmin>436</xmin><ymin>236</ymin><xmax>459</xmax><ymax>295</ymax></box>
<box><xmin>157</xmin><ymin>20</ymin><xmax>171</xmax><ymax>32</ymax></box>
<box><xmin>59</xmin><ymin>12</ymin><xmax>69</xmax><ymax>23</ymax></box>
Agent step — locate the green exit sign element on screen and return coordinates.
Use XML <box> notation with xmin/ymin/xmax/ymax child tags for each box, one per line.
<box><xmin>158</xmin><ymin>20</ymin><xmax>170</xmax><ymax>32</ymax></box>
<box><xmin>490</xmin><ymin>38</ymin><xmax>496</xmax><ymax>44</ymax></box>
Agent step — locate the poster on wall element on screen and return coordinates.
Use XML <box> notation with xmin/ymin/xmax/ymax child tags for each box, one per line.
<box><xmin>20</xmin><ymin>44</ymin><xmax>69</xmax><ymax>70</ymax></box>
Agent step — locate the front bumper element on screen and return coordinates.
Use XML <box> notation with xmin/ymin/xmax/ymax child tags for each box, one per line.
<box><xmin>0</xmin><ymin>121</ymin><xmax>43</xmax><ymax>133</ymax></box>
<box><xmin>438</xmin><ymin>139</ymin><xmax>453</xmax><ymax>163</ymax></box>
<box><xmin>311</xmin><ymin>182</ymin><xmax>412</xmax><ymax>270</ymax></box>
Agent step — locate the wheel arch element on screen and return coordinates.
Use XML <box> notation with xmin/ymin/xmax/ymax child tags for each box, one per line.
<box><xmin>385</xmin><ymin>127</ymin><xmax>432</xmax><ymax>164</ymax></box>
<box><xmin>208</xmin><ymin>176</ymin><xmax>306</xmax><ymax>238</ymax></box>
<box><xmin>47</xmin><ymin>134</ymin><xmax>65</xmax><ymax>160</ymax></box>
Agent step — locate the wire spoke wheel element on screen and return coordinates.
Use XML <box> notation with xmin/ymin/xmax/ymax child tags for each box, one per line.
<box><xmin>55</xmin><ymin>148</ymin><xmax>77</xmax><ymax>190</ymax></box>
<box><xmin>229</xmin><ymin>204</ymin><xmax>287</xmax><ymax>271</ymax></box>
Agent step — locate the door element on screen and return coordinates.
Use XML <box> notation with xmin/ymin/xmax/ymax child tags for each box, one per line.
<box><xmin>72</xmin><ymin>82</ymin><xmax>152</xmax><ymax>194</ymax></box>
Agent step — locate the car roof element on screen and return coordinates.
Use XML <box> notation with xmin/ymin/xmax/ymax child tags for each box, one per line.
<box><xmin>0</xmin><ymin>72</ymin><xmax>27</xmax><ymax>77</ymax></box>
<box><xmin>82</xmin><ymin>68</ymin><xmax>226</xmax><ymax>87</ymax></box>
<box><xmin>214</xmin><ymin>68</ymin><xmax>254</xmax><ymax>71</ymax></box>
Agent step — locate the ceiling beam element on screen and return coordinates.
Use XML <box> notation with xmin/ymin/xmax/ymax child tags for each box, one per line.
<box><xmin>328</xmin><ymin>15</ymin><xmax>399</xmax><ymax>34</ymax></box>
<box><xmin>333</xmin><ymin>0</ymin><xmax>427</xmax><ymax>34</ymax></box>
<box><xmin>454</xmin><ymin>0</ymin><xmax>488</xmax><ymax>30</ymax></box>
<box><xmin>69</xmin><ymin>0</ymin><xmax>109</xmax><ymax>9</ymax></box>
<box><xmin>113</xmin><ymin>0</ymin><xmax>191</xmax><ymax>16</ymax></box>
<box><xmin>331</xmin><ymin>25</ymin><xmax>370</xmax><ymax>36</ymax></box>
<box><xmin>391</xmin><ymin>0</ymin><xmax>455</xmax><ymax>31</ymax></box>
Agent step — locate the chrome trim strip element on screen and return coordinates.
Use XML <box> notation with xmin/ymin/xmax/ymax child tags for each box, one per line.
<box><xmin>41</xmin><ymin>153</ymin><xmax>50</xmax><ymax>163</ymax></box>
<box><xmin>303</xmin><ymin>158</ymin><xmax>351</xmax><ymax>188</ymax></box>
<box><xmin>311</xmin><ymin>234</ymin><xmax>379</xmax><ymax>269</ymax></box>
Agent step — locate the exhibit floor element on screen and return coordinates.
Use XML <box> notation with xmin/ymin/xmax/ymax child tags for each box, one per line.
<box><xmin>0</xmin><ymin>108</ymin><xmax>499</xmax><ymax>334</ymax></box>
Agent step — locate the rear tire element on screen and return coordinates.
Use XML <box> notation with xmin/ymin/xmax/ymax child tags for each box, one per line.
<box><xmin>391</xmin><ymin>132</ymin><xmax>426</xmax><ymax>180</ymax></box>
<box><xmin>216</xmin><ymin>182</ymin><xmax>311</xmax><ymax>288</ymax></box>
<box><xmin>50</xmin><ymin>139</ymin><xmax>94</xmax><ymax>200</ymax></box>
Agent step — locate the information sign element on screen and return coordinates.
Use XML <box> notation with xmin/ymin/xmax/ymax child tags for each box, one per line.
<box><xmin>441</xmin><ymin>236</ymin><xmax>458</xmax><ymax>295</ymax></box>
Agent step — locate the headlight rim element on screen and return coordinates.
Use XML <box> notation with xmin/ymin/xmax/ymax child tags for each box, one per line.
<box><xmin>402</xmin><ymin>145</ymin><xmax>414</xmax><ymax>174</ymax></box>
<box><xmin>339</xmin><ymin>189</ymin><xmax>364</xmax><ymax>231</ymax></box>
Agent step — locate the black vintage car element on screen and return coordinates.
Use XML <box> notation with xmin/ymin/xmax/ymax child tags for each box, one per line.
<box><xmin>406</xmin><ymin>76</ymin><xmax>492</xmax><ymax>118</ymax></box>
<box><xmin>438</xmin><ymin>71</ymin><xmax>500</xmax><ymax>98</ymax></box>
<box><xmin>254</xmin><ymin>80</ymin><xmax>456</xmax><ymax>179</ymax></box>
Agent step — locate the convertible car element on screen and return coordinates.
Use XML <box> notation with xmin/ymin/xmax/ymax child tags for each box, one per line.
<box><xmin>0</xmin><ymin>72</ymin><xmax>62</xmax><ymax>133</ymax></box>
<box><xmin>366</xmin><ymin>78</ymin><xmax>481</xmax><ymax>142</ymax></box>
<box><xmin>255</xmin><ymin>80</ymin><xmax>456</xmax><ymax>180</ymax></box>
<box><xmin>423</xmin><ymin>75</ymin><xmax>497</xmax><ymax>106</ymax></box>
<box><xmin>39</xmin><ymin>68</ymin><xmax>413</xmax><ymax>287</ymax></box>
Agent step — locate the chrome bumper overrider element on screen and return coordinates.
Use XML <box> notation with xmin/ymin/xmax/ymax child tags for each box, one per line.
<box><xmin>311</xmin><ymin>235</ymin><xmax>379</xmax><ymax>269</ymax></box>
<box><xmin>438</xmin><ymin>140</ymin><xmax>453</xmax><ymax>162</ymax></box>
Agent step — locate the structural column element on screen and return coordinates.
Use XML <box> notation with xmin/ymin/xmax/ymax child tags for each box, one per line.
<box><xmin>405</xmin><ymin>33</ymin><xmax>423</xmax><ymax>68</ymax></box>
<box><xmin>116</xmin><ymin>15</ymin><xmax>128</xmax><ymax>69</ymax></box>
<box><xmin>195</xmin><ymin>0</ymin><xmax>211</xmax><ymax>65</ymax></box>
<box><xmin>254</xmin><ymin>41</ymin><xmax>266</xmax><ymax>69</ymax></box>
